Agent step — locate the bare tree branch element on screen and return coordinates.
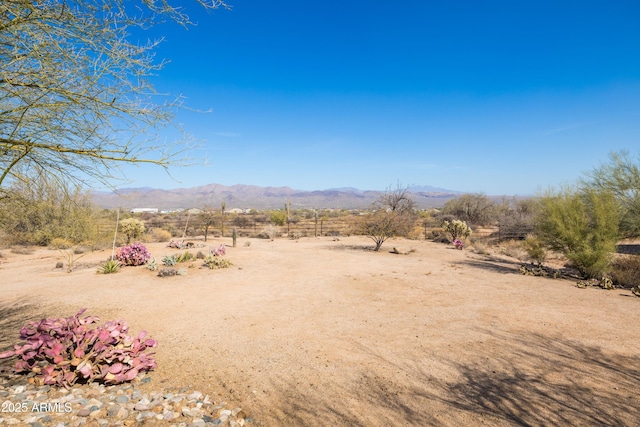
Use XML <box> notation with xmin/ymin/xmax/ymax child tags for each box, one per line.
<box><xmin>0</xmin><ymin>0</ymin><xmax>229</xmax><ymax>189</ymax></box>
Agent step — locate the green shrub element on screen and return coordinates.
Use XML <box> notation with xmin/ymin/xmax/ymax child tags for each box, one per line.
<box><xmin>443</xmin><ymin>219</ymin><xmax>472</xmax><ymax>242</ymax></box>
<box><xmin>203</xmin><ymin>255</ymin><xmax>231</xmax><ymax>269</ymax></box>
<box><xmin>119</xmin><ymin>218</ymin><xmax>145</xmax><ymax>244</ymax></box>
<box><xmin>97</xmin><ymin>259</ymin><xmax>121</xmax><ymax>274</ymax></box>
<box><xmin>535</xmin><ymin>188</ymin><xmax>619</xmax><ymax>278</ymax></box>
<box><xmin>522</xmin><ymin>235</ymin><xmax>547</xmax><ymax>265</ymax></box>
<box><xmin>174</xmin><ymin>251</ymin><xmax>194</xmax><ymax>263</ymax></box>
<box><xmin>269</xmin><ymin>211</ymin><xmax>287</xmax><ymax>226</ymax></box>
<box><xmin>50</xmin><ymin>238</ymin><xmax>73</xmax><ymax>249</ymax></box>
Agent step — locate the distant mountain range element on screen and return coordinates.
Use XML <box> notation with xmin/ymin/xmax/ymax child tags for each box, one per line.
<box><xmin>91</xmin><ymin>183</ymin><xmax>462</xmax><ymax>210</ymax></box>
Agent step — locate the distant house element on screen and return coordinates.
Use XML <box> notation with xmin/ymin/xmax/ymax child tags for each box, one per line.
<box><xmin>185</xmin><ymin>208</ymin><xmax>204</xmax><ymax>215</ymax></box>
<box><xmin>130</xmin><ymin>208</ymin><xmax>159</xmax><ymax>214</ymax></box>
<box><xmin>227</xmin><ymin>208</ymin><xmax>245</xmax><ymax>214</ymax></box>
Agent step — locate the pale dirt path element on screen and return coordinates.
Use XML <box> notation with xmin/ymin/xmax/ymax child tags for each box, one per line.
<box><xmin>1</xmin><ymin>236</ymin><xmax>639</xmax><ymax>426</ymax></box>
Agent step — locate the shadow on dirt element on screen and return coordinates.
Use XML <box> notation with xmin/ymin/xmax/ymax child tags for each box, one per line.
<box><xmin>430</xmin><ymin>330</ymin><xmax>640</xmax><ymax>426</ymax></box>
<box><xmin>454</xmin><ymin>255</ymin><xmax>522</xmax><ymax>275</ymax></box>
<box><xmin>263</xmin><ymin>330</ymin><xmax>640</xmax><ymax>426</ymax></box>
<box><xmin>326</xmin><ymin>244</ymin><xmax>375</xmax><ymax>252</ymax></box>
<box><xmin>0</xmin><ymin>301</ymin><xmax>43</xmax><ymax>354</ymax></box>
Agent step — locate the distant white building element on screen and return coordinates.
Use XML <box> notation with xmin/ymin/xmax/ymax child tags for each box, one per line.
<box><xmin>130</xmin><ymin>208</ymin><xmax>159</xmax><ymax>214</ymax></box>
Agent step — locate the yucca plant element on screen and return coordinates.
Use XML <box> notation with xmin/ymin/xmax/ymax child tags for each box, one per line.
<box><xmin>174</xmin><ymin>251</ymin><xmax>194</xmax><ymax>263</ymax></box>
<box><xmin>97</xmin><ymin>259</ymin><xmax>121</xmax><ymax>274</ymax></box>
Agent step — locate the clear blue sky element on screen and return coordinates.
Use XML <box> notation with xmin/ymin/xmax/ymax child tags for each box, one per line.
<box><xmin>116</xmin><ymin>0</ymin><xmax>640</xmax><ymax>195</ymax></box>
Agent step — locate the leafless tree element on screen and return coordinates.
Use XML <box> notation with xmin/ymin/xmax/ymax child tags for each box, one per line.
<box><xmin>361</xmin><ymin>184</ymin><xmax>416</xmax><ymax>251</ymax></box>
<box><xmin>0</xmin><ymin>0</ymin><xmax>229</xmax><ymax>191</ymax></box>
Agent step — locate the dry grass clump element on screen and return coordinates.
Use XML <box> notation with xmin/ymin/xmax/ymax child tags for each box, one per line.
<box><xmin>498</xmin><ymin>240</ymin><xmax>528</xmax><ymax>261</ymax></box>
<box><xmin>149</xmin><ymin>228</ymin><xmax>172</xmax><ymax>242</ymax></box>
<box><xmin>610</xmin><ymin>255</ymin><xmax>640</xmax><ymax>289</ymax></box>
<box><xmin>470</xmin><ymin>238</ymin><xmax>491</xmax><ymax>255</ymax></box>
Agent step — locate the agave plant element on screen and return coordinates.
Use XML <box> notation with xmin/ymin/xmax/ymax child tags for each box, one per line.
<box><xmin>97</xmin><ymin>258</ymin><xmax>121</xmax><ymax>274</ymax></box>
<box><xmin>162</xmin><ymin>255</ymin><xmax>177</xmax><ymax>266</ymax></box>
<box><xmin>0</xmin><ymin>309</ymin><xmax>157</xmax><ymax>387</ymax></box>
<box><xmin>145</xmin><ymin>257</ymin><xmax>158</xmax><ymax>271</ymax></box>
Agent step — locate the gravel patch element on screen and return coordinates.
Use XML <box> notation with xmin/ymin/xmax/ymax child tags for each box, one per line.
<box><xmin>0</xmin><ymin>370</ymin><xmax>252</xmax><ymax>426</ymax></box>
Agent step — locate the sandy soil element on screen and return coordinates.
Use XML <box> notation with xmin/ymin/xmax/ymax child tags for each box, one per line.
<box><xmin>1</xmin><ymin>236</ymin><xmax>639</xmax><ymax>426</ymax></box>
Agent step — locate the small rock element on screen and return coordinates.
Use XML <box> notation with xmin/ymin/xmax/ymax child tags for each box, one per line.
<box><xmin>187</xmin><ymin>391</ymin><xmax>203</xmax><ymax>400</ymax></box>
<box><xmin>114</xmin><ymin>395</ymin><xmax>129</xmax><ymax>404</ymax></box>
<box><xmin>78</xmin><ymin>407</ymin><xmax>92</xmax><ymax>417</ymax></box>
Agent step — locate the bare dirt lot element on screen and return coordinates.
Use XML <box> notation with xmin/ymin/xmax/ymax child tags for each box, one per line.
<box><xmin>1</xmin><ymin>236</ymin><xmax>639</xmax><ymax>426</ymax></box>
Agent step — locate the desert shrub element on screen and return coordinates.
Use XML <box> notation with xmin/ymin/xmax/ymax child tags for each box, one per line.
<box><xmin>0</xmin><ymin>178</ymin><xmax>96</xmax><ymax>245</ymax></box>
<box><xmin>522</xmin><ymin>235</ymin><xmax>547</xmax><ymax>265</ymax></box>
<box><xmin>443</xmin><ymin>220</ymin><xmax>472</xmax><ymax>242</ymax></box>
<box><xmin>149</xmin><ymin>228</ymin><xmax>172</xmax><ymax>242</ymax></box>
<box><xmin>0</xmin><ymin>308</ymin><xmax>156</xmax><ymax>387</ymax></box>
<box><xmin>269</xmin><ymin>211</ymin><xmax>287</xmax><ymax>226</ymax></box>
<box><xmin>50</xmin><ymin>238</ymin><xmax>73</xmax><ymax>250</ymax></box>
<box><xmin>34</xmin><ymin>230</ymin><xmax>53</xmax><ymax>246</ymax></box>
<box><xmin>499</xmin><ymin>240</ymin><xmax>528</xmax><ymax>261</ymax></box>
<box><xmin>158</xmin><ymin>267</ymin><xmax>178</xmax><ymax>277</ymax></box>
<box><xmin>259</xmin><ymin>225</ymin><xmax>279</xmax><ymax>240</ymax></box>
<box><xmin>535</xmin><ymin>187</ymin><xmax>619</xmax><ymax>278</ymax></box>
<box><xmin>609</xmin><ymin>255</ymin><xmax>640</xmax><ymax>289</ymax></box>
<box><xmin>119</xmin><ymin>218</ymin><xmax>145</xmax><ymax>244</ymax></box>
<box><xmin>162</xmin><ymin>255</ymin><xmax>177</xmax><ymax>266</ymax></box>
<box><xmin>97</xmin><ymin>259</ymin><xmax>121</xmax><ymax>274</ymax></box>
<box><xmin>203</xmin><ymin>255</ymin><xmax>231</xmax><ymax>269</ymax></box>
<box><xmin>440</xmin><ymin>193</ymin><xmax>497</xmax><ymax>225</ymax></box>
<box><xmin>470</xmin><ymin>238</ymin><xmax>490</xmax><ymax>255</ymax></box>
<box><xmin>115</xmin><ymin>243</ymin><xmax>150</xmax><ymax>266</ymax></box>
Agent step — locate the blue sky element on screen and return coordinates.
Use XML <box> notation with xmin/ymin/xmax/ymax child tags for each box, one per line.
<box><xmin>116</xmin><ymin>0</ymin><xmax>640</xmax><ymax>195</ymax></box>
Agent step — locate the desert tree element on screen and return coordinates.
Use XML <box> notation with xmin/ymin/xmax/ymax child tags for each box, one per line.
<box><xmin>198</xmin><ymin>207</ymin><xmax>218</xmax><ymax>242</ymax></box>
<box><xmin>581</xmin><ymin>150</ymin><xmax>640</xmax><ymax>238</ymax></box>
<box><xmin>534</xmin><ymin>186</ymin><xmax>619</xmax><ymax>278</ymax></box>
<box><xmin>440</xmin><ymin>193</ymin><xmax>496</xmax><ymax>225</ymax></box>
<box><xmin>360</xmin><ymin>184</ymin><xmax>417</xmax><ymax>251</ymax></box>
<box><xmin>0</xmin><ymin>0</ymin><xmax>229</xmax><ymax>192</ymax></box>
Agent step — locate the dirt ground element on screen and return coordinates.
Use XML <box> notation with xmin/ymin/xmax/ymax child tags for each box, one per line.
<box><xmin>1</xmin><ymin>236</ymin><xmax>639</xmax><ymax>426</ymax></box>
